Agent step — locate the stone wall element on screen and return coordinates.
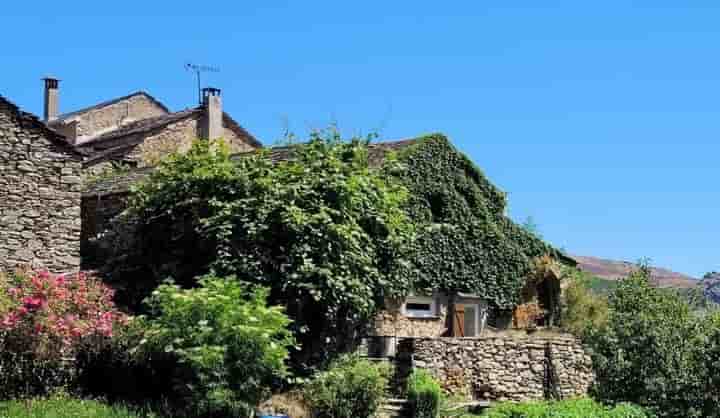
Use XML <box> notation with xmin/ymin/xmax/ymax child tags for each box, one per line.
<box><xmin>401</xmin><ymin>334</ymin><xmax>593</xmax><ymax>402</ymax></box>
<box><xmin>0</xmin><ymin>100</ymin><xmax>82</xmax><ymax>273</ymax></box>
<box><xmin>69</xmin><ymin>94</ymin><xmax>168</xmax><ymax>143</ymax></box>
<box><xmin>372</xmin><ymin>298</ymin><xmax>448</xmax><ymax>338</ymax></box>
<box><xmin>87</xmin><ymin>116</ymin><xmax>256</xmax><ymax>169</ymax></box>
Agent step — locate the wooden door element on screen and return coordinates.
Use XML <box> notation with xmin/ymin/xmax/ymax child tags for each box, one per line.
<box><xmin>453</xmin><ymin>304</ymin><xmax>466</xmax><ymax>337</ymax></box>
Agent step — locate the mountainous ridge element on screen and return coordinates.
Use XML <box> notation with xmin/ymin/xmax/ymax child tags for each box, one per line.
<box><xmin>573</xmin><ymin>255</ymin><xmax>699</xmax><ymax>288</ymax></box>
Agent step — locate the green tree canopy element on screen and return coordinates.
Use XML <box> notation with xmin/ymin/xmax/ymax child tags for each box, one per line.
<box><xmin>125</xmin><ymin>133</ymin><xmax>414</xmax><ymax>365</ymax></box>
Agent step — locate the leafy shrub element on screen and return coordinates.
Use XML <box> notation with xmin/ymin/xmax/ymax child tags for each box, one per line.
<box><xmin>304</xmin><ymin>354</ymin><xmax>390</xmax><ymax>418</ymax></box>
<box><xmin>0</xmin><ymin>269</ymin><xmax>127</xmax><ymax>398</ymax></box>
<box><xmin>407</xmin><ymin>369</ymin><xmax>442</xmax><ymax>418</ymax></box>
<box><xmin>478</xmin><ymin>398</ymin><xmax>651</xmax><ymax>418</ymax></box>
<box><xmin>560</xmin><ymin>268</ymin><xmax>608</xmax><ymax>335</ymax></box>
<box><xmin>131</xmin><ymin>275</ymin><xmax>294</xmax><ymax>417</ymax></box>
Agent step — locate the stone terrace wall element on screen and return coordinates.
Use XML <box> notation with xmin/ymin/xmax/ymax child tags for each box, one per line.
<box><xmin>0</xmin><ymin>101</ymin><xmax>82</xmax><ymax>272</ymax></box>
<box><xmin>401</xmin><ymin>334</ymin><xmax>593</xmax><ymax>402</ymax></box>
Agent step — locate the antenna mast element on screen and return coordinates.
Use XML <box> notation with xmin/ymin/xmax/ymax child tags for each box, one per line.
<box><xmin>184</xmin><ymin>63</ymin><xmax>220</xmax><ymax>104</ymax></box>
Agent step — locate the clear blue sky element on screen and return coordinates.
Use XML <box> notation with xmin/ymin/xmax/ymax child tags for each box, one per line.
<box><xmin>3</xmin><ymin>1</ymin><xmax>718</xmax><ymax>277</ymax></box>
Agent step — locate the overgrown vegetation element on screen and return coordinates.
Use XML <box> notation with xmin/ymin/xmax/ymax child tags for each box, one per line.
<box><xmin>118</xmin><ymin>134</ymin><xmax>414</xmax><ymax>366</ymax></box>
<box><xmin>390</xmin><ymin>135</ymin><xmax>564</xmax><ymax>310</ymax></box>
<box><xmin>0</xmin><ymin>269</ymin><xmax>127</xmax><ymax>398</ymax></box>
<box><xmin>560</xmin><ymin>268</ymin><xmax>609</xmax><ymax>335</ymax></box>
<box><xmin>303</xmin><ymin>354</ymin><xmax>390</xmax><ymax>418</ymax></box>
<box><xmin>584</xmin><ymin>264</ymin><xmax>720</xmax><ymax>418</ymax></box>
<box><xmin>406</xmin><ymin>369</ymin><xmax>443</xmax><ymax>418</ymax></box>
<box><xmin>130</xmin><ymin>276</ymin><xmax>293</xmax><ymax>416</ymax></box>
<box><xmin>0</xmin><ymin>394</ymin><xmax>155</xmax><ymax>418</ymax></box>
<box><xmin>470</xmin><ymin>398</ymin><xmax>651</xmax><ymax>418</ymax></box>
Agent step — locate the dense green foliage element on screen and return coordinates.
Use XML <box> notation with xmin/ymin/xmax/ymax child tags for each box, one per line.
<box><xmin>0</xmin><ymin>394</ymin><xmax>154</xmax><ymax>418</ymax></box>
<box><xmin>560</xmin><ymin>268</ymin><xmax>609</xmax><ymax>335</ymax></box>
<box><xmin>471</xmin><ymin>398</ymin><xmax>651</xmax><ymax>418</ymax></box>
<box><xmin>130</xmin><ymin>276</ymin><xmax>293</xmax><ymax>416</ymax></box>
<box><xmin>585</xmin><ymin>265</ymin><xmax>720</xmax><ymax>418</ymax></box>
<box><xmin>391</xmin><ymin>135</ymin><xmax>561</xmax><ymax>309</ymax></box>
<box><xmin>303</xmin><ymin>354</ymin><xmax>389</xmax><ymax>418</ymax></box>
<box><xmin>406</xmin><ymin>369</ymin><xmax>443</xmax><ymax>418</ymax></box>
<box><xmin>123</xmin><ymin>135</ymin><xmax>413</xmax><ymax>364</ymax></box>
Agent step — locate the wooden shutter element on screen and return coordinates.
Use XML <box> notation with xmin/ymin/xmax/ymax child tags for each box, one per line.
<box><xmin>453</xmin><ymin>304</ymin><xmax>466</xmax><ymax>337</ymax></box>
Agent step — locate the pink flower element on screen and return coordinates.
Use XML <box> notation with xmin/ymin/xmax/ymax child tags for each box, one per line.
<box><xmin>22</xmin><ymin>295</ymin><xmax>45</xmax><ymax>311</ymax></box>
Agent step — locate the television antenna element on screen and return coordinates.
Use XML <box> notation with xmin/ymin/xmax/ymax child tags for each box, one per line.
<box><xmin>184</xmin><ymin>63</ymin><xmax>220</xmax><ymax>104</ymax></box>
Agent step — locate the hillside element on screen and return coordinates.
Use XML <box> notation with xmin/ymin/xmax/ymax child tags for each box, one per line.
<box><xmin>573</xmin><ymin>255</ymin><xmax>699</xmax><ymax>289</ymax></box>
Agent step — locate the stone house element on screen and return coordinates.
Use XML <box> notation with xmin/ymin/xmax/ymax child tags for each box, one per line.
<box><xmin>0</xmin><ymin>96</ymin><xmax>83</xmax><ymax>273</ymax></box>
<box><xmin>0</xmin><ymin>78</ymin><xmax>261</xmax><ymax>273</ymax></box>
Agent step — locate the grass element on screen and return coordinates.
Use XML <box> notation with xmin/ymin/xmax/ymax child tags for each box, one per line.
<box><xmin>445</xmin><ymin>398</ymin><xmax>650</xmax><ymax>418</ymax></box>
<box><xmin>0</xmin><ymin>395</ymin><xmax>157</xmax><ymax>418</ymax></box>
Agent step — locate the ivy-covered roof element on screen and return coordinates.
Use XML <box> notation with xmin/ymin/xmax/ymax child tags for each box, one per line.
<box><xmin>385</xmin><ymin>133</ymin><xmax>571</xmax><ymax>308</ymax></box>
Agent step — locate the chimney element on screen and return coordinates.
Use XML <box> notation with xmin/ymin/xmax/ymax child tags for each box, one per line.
<box><xmin>201</xmin><ymin>87</ymin><xmax>223</xmax><ymax>140</ymax></box>
<box><xmin>43</xmin><ymin>77</ymin><xmax>60</xmax><ymax>122</ymax></box>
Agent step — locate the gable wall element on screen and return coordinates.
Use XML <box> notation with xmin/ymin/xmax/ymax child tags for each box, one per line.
<box><xmin>86</xmin><ymin>116</ymin><xmax>257</xmax><ymax>171</ymax></box>
<box><xmin>0</xmin><ymin>106</ymin><xmax>82</xmax><ymax>273</ymax></box>
<box><xmin>68</xmin><ymin>95</ymin><xmax>168</xmax><ymax>143</ymax></box>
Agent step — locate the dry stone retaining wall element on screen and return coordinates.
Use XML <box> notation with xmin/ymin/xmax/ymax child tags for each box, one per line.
<box><xmin>0</xmin><ymin>101</ymin><xmax>82</xmax><ymax>272</ymax></box>
<box><xmin>401</xmin><ymin>334</ymin><xmax>593</xmax><ymax>402</ymax></box>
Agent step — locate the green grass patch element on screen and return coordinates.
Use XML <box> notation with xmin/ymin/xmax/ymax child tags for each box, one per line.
<box><xmin>451</xmin><ymin>398</ymin><xmax>651</xmax><ymax>418</ymax></box>
<box><xmin>0</xmin><ymin>395</ymin><xmax>156</xmax><ymax>418</ymax></box>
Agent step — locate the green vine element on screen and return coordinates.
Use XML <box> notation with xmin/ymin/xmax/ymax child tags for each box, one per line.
<box><xmin>386</xmin><ymin>134</ymin><xmax>561</xmax><ymax>309</ymax></box>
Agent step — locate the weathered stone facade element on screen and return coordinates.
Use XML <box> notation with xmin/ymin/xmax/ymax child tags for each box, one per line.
<box><xmin>127</xmin><ymin>115</ymin><xmax>255</xmax><ymax>167</ymax></box>
<box><xmin>401</xmin><ymin>334</ymin><xmax>593</xmax><ymax>402</ymax></box>
<box><xmin>372</xmin><ymin>298</ymin><xmax>449</xmax><ymax>338</ymax></box>
<box><xmin>56</xmin><ymin>93</ymin><xmax>169</xmax><ymax>144</ymax></box>
<box><xmin>0</xmin><ymin>98</ymin><xmax>82</xmax><ymax>273</ymax></box>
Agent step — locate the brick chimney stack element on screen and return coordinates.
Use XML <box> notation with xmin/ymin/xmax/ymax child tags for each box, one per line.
<box><xmin>43</xmin><ymin>77</ymin><xmax>60</xmax><ymax>122</ymax></box>
<box><xmin>201</xmin><ymin>87</ymin><xmax>223</xmax><ymax>140</ymax></box>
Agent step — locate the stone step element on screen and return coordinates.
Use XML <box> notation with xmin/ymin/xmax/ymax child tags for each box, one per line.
<box><xmin>378</xmin><ymin>398</ymin><xmax>410</xmax><ymax>418</ymax></box>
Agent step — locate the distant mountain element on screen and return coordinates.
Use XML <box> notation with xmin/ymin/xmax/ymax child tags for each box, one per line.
<box><xmin>572</xmin><ymin>255</ymin><xmax>699</xmax><ymax>289</ymax></box>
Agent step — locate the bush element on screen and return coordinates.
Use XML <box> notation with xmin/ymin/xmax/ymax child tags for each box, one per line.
<box><xmin>407</xmin><ymin>369</ymin><xmax>442</xmax><ymax>418</ymax></box>
<box><xmin>560</xmin><ymin>268</ymin><xmax>608</xmax><ymax>335</ymax></box>
<box><xmin>131</xmin><ymin>275</ymin><xmax>294</xmax><ymax>417</ymax></box>
<box><xmin>304</xmin><ymin>354</ymin><xmax>390</xmax><ymax>418</ymax></box>
<box><xmin>478</xmin><ymin>398</ymin><xmax>651</xmax><ymax>418</ymax></box>
<box><xmin>0</xmin><ymin>269</ymin><xmax>127</xmax><ymax>398</ymax></box>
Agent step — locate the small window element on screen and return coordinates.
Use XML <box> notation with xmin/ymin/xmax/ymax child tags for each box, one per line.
<box><xmin>404</xmin><ymin>296</ymin><xmax>436</xmax><ymax>318</ymax></box>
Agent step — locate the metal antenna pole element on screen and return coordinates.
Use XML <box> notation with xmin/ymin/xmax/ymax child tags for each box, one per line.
<box><xmin>185</xmin><ymin>63</ymin><xmax>220</xmax><ymax>105</ymax></box>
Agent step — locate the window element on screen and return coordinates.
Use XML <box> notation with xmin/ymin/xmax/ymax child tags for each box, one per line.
<box><xmin>403</xmin><ymin>296</ymin><xmax>436</xmax><ymax>318</ymax></box>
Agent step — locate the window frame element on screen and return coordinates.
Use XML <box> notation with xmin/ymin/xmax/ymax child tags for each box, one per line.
<box><xmin>402</xmin><ymin>295</ymin><xmax>437</xmax><ymax>318</ymax></box>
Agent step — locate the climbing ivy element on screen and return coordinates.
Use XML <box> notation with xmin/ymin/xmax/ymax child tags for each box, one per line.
<box><xmin>386</xmin><ymin>134</ymin><xmax>561</xmax><ymax>309</ymax></box>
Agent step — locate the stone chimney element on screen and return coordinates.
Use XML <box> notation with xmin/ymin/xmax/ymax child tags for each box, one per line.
<box><xmin>201</xmin><ymin>87</ymin><xmax>223</xmax><ymax>140</ymax></box>
<box><xmin>43</xmin><ymin>77</ymin><xmax>60</xmax><ymax>122</ymax></box>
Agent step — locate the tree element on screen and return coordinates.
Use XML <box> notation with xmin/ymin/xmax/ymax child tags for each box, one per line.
<box><xmin>585</xmin><ymin>264</ymin><xmax>708</xmax><ymax>417</ymax></box>
<box><xmin>124</xmin><ymin>133</ymin><xmax>414</xmax><ymax>367</ymax></box>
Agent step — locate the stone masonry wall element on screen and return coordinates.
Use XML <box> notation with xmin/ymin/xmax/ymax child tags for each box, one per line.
<box><xmin>402</xmin><ymin>335</ymin><xmax>593</xmax><ymax>402</ymax></box>
<box><xmin>0</xmin><ymin>103</ymin><xmax>82</xmax><ymax>273</ymax></box>
<box><xmin>98</xmin><ymin>116</ymin><xmax>256</xmax><ymax>168</ymax></box>
<box><xmin>372</xmin><ymin>298</ymin><xmax>448</xmax><ymax>338</ymax></box>
<box><xmin>70</xmin><ymin>94</ymin><xmax>168</xmax><ymax>143</ymax></box>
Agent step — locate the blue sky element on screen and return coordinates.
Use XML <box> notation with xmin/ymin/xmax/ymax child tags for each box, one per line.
<box><xmin>3</xmin><ymin>1</ymin><xmax>718</xmax><ymax>277</ymax></box>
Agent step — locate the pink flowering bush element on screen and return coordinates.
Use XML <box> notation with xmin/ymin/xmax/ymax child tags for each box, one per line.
<box><xmin>0</xmin><ymin>268</ymin><xmax>128</xmax><ymax>397</ymax></box>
